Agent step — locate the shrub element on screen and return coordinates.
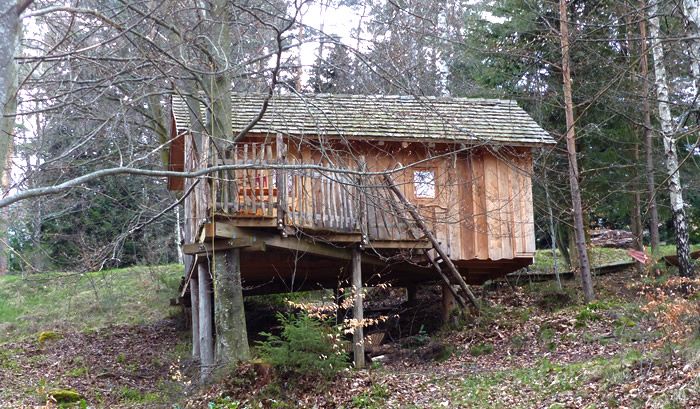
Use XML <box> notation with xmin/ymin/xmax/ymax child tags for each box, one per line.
<box><xmin>256</xmin><ymin>313</ymin><xmax>348</xmax><ymax>376</ymax></box>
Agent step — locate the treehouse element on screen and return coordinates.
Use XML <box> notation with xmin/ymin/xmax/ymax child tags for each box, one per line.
<box><xmin>167</xmin><ymin>93</ymin><xmax>554</xmax><ymax>370</ymax></box>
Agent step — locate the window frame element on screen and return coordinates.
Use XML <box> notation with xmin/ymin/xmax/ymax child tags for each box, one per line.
<box><xmin>412</xmin><ymin>168</ymin><xmax>437</xmax><ymax>200</ymax></box>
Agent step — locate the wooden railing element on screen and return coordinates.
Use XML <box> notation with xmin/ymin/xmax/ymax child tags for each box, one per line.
<box><xmin>209</xmin><ymin>136</ymin><xmax>418</xmax><ymax>241</ymax></box>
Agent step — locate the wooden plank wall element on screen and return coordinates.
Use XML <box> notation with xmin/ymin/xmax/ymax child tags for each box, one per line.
<box><xmin>195</xmin><ymin>133</ymin><xmax>536</xmax><ymax>262</ymax></box>
<box><xmin>455</xmin><ymin>148</ymin><xmax>535</xmax><ymax>261</ymax></box>
<box><xmin>274</xmin><ymin>138</ymin><xmax>536</xmax><ymax>260</ymax></box>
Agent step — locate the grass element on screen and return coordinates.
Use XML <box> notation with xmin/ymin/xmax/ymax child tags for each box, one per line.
<box><xmin>0</xmin><ymin>264</ymin><xmax>183</xmax><ymax>342</ymax></box>
<box><xmin>351</xmin><ymin>384</ymin><xmax>390</xmax><ymax>409</ymax></box>
<box><xmin>532</xmin><ymin>244</ymin><xmax>700</xmax><ymax>273</ymax></box>
<box><xmin>452</xmin><ymin>355</ymin><xmax>646</xmax><ymax>408</ymax></box>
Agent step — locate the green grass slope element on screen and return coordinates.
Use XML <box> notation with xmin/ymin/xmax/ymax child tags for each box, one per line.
<box><xmin>0</xmin><ymin>264</ymin><xmax>183</xmax><ymax>342</ymax></box>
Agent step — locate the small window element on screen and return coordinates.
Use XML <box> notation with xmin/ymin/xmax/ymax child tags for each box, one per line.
<box><xmin>413</xmin><ymin>170</ymin><xmax>436</xmax><ymax>199</ymax></box>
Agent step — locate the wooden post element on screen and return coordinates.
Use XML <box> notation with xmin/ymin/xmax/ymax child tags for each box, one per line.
<box><xmin>334</xmin><ymin>287</ymin><xmax>344</xmax><ymax>325</ymax></box>
<box><xmin>406</xmin><ymin>285</ymin><xmax>418</xmax><ymax>305</ymax></box>
<box><xmin>276</xmin><ymin>133</ymin><xmax>287</xmax><ymax>232</ymax></box>
<box><xmin>198</xmin><ymin>262</ymin><xmax>214</xmax><ymax>382</ymax></box>
<box><xmin>213</xmin><ymin>248</ymin><xmax>250</xmax><ymax>365</ymax></box>
<box><xmin>190</xmin><ymin>276</ymin><xmax>200</xmax><ymax>359</ymax></box>
<box><xmin>352</xmin><ymin>248</ymin><xmax>365</xmax><ymax>369</ymax></box>
<box><xmin>441</xmin><ymin>283</ymin><xmax>457</xmax><ymax>325</ymax></box>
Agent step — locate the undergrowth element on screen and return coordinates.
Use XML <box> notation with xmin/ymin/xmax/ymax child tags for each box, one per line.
<box><xmin>256</xmin><ymin>312</ymin><xmax>348</xmax><ymax>376</ymax></box>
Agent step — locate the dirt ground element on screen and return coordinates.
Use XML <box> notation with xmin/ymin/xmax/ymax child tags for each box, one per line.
<box><xmin>2</xmin><ymin>268</ymin><xmax>698</xmax><ymax>408</ymax></box>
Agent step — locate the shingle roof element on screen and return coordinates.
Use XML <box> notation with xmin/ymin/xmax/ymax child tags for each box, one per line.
<box><xmin>171</xmin><ymin>93</ymin><xmax>555</xmax><ymax>146</ymax></box>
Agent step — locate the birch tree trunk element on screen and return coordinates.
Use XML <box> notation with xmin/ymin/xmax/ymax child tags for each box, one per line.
<box><xmin>638</xmin><ymin>11</ymin><xmax>661</xmax><ymax>254</ymax></box>
<box><xmin>559</xmin><ymin>0</ymin><xmax>595</xmax><ymax>301</ymax></box>
<box><xmin>648</xmin><ymin>0</ymin><xmax>694</xmax><ymax>277</ymax></box>
<box><xmin>683</xmin><ymin>0</ymin><xmax>700</xmax><ymax>92</ymax></box>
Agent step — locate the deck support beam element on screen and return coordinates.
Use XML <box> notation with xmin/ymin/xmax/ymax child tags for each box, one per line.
<box><xmin>198</xmin><ymin>262</ymin><xmax>214</xmax><ymax>382</ymax></box>
<box><xmin>190</xmin><ymin>276</ymin><xmax>200</xmax><ymax>359</ymax></box>
<box><xmin>213</xmin><ymin>248</ymin><xmax>250</xmax><ymax>366</ymax></box>
<box><xmin>352</xmin><ymin>248</ymin><xmax>365</xmax><ymax>369</ymax></box>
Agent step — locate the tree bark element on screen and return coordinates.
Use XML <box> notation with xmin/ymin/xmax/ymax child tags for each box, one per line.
<box><xmin>559</xmin><ymin>0</ymin><xmax>595</xmax><ymax>302</ymax></box>
<box><xmin>0</xmin><ymin>1</ymin><xmax>20</xmax><ymax>186</ymax></box>
<box><xmin>648</xmin><ymin>0</ymin><xmax>694</xmax><ymax>277</ymax></box>
<box><xmin>559</xmin><ymin>0</ymin><xmax>595</xmax><ymax>301</ymax></box>
<box><xmin>683</xmin><ymin>0</ymin><xmax>700</xmax><ymax>94</ymax></box>
<box><xmin>213</xmin><ymin>248</ymin><xmax>250</xmax><ymax>365</ymax></box>
<box><xmin>206</xmin><ymin>0</ymin><xmax>251</xmax><ymax>366</ymax></box>
<box><xmin>638</xmin><ymin>10</ymin><xmax>661</xmax><ymax>254</ymax></box>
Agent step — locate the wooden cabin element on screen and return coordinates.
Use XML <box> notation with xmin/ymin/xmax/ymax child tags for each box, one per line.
<box><xmin>168</xmin><ymin>93</ymin><xmax>554</xmax><ymax>370</ymax></box>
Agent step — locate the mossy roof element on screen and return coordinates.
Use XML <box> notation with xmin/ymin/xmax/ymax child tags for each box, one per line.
<box><xmin>171</xmin><ymin>93</ymin><xmax>555</xmax><ymax>146</ymax></box>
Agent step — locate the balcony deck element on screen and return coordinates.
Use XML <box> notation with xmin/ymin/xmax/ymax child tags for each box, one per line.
<box><xmin>208</xmin><ymin>139</ymin><xmax>422</xmax><ymax>244</ymax></box>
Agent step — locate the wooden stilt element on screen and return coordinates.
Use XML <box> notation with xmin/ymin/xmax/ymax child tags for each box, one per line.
<box><xmin>352</xmin><ymin>248</ymin><xmax>365</xmax><ymax>369</ymax></box>
<box><xmin>441</xmin><ymin>283</ymin><xmax>457</xmax><ymax>325</ymax></box>
<box><xmin>334</xmin><ymin>287</ymin><xmax>344</xmax><ymax>325</ymax></box>
<box><xmin>406</xmin><ymin>285</ymin><xmax>418</xmax><ymax>305</ymax></box>
<box><xmin>190</xmin><ymin>276</ymin><xmax>200</xmax><ymax>359</ymax></box>
<box><xmin>198</xmin><ymin>262</ymin><xmax>214</xmax><ymax>382</ymax></box>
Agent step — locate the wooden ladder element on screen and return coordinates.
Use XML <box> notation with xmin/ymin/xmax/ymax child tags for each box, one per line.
<box><xmin>382</xmin><ymin>175</ymin><xmax>480</xmax><ymax>311</ymax></box>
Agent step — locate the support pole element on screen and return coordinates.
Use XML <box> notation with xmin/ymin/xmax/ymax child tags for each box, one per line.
<box><xmin>441</xmin><ymin>283</ymin><xmax>457</xmax><ymax>325</ymax></box>
<box><xmin>352</xmin><ymin>248</ymin><xmax>365</xmax><ymax>369</ymax></box>
<box><xmin>334</xmin><ymin>287</ymin><xmax>345</xmax><ymax>325</ymax></box>
<box><xmin>189</xmin><ymin>276</ymin><xmax>200</xmax><ymax>359</ymax></box>
<box><xmin>198</xmin><ymin>262</ymin><xmax>214</xmax><ymax>382</ymax></box>
<box><xmin>406</xmin><ymin>285</ymin><xmax>418</xmax><ymax>305</ymax></box>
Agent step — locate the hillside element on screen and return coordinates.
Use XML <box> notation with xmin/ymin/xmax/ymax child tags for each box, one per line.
<box><xmin>0</xmin><ymin>256</ymin><xmax>698</xmax><ymax>408</ymax></box>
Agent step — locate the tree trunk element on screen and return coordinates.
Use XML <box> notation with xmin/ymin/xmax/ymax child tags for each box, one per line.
<box><xmin>638</xmin><ymin>10</ymin><xmax>661</xmax><ymax>254</ymax></box>
<box><xmin>559</xmin><ymin>0</ymin><xmax>595</xmax><ymax>301</ymax></box>
<box><xmin>683</xmin><ymin>0</ymin><xmax>700</xmax><ymax>94</ymax></box>
<box><xmin>648</xmin><ymin>0</ymin><xmax>694</xmax><ymax>277</ymax></box>
<box><xmin>0</xmin><ymin>1</ymin><xmax>20</xmax><ymax>186</ymax></box>
<box><xmin>213</xmin><ymin>248</ymin><xmax>250</xmax><ymax>364</ymax></box>
<box><xmin>207</xmin><ymin>0</ymin><xmax>250</xmax><ymax>366</ymax></box>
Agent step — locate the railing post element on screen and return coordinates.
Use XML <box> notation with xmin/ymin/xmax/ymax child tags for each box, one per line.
<box><xmin>276</xmin><ymin>133</ymin><xmax>287</xmax><ymax>234</ymax></box>
<box><xmin>357</xmin><ymin>156</ymin><xmax>368</xmax><ymax>245</ymax></box>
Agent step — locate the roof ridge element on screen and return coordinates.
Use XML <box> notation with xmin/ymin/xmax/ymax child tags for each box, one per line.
<box><xmin>227</xmin><ymin>92</ymin><xmax>516</xmax><ymax>105</ymax></box>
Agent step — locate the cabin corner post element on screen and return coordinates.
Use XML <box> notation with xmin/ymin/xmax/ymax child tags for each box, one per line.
<box><xmin>351</xmin><ymin>247</ymin><xmax>365</xmax><ymax>369</ymax></box>
<box><xmin>198</xmin><ymin>262</ymin><xmax>214</xmax><ymax>382</ymax></box>
<box><xmin>213</xmin><ymin>248</ymin><xmax>250</xmax><ymax>365</ymax></box>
